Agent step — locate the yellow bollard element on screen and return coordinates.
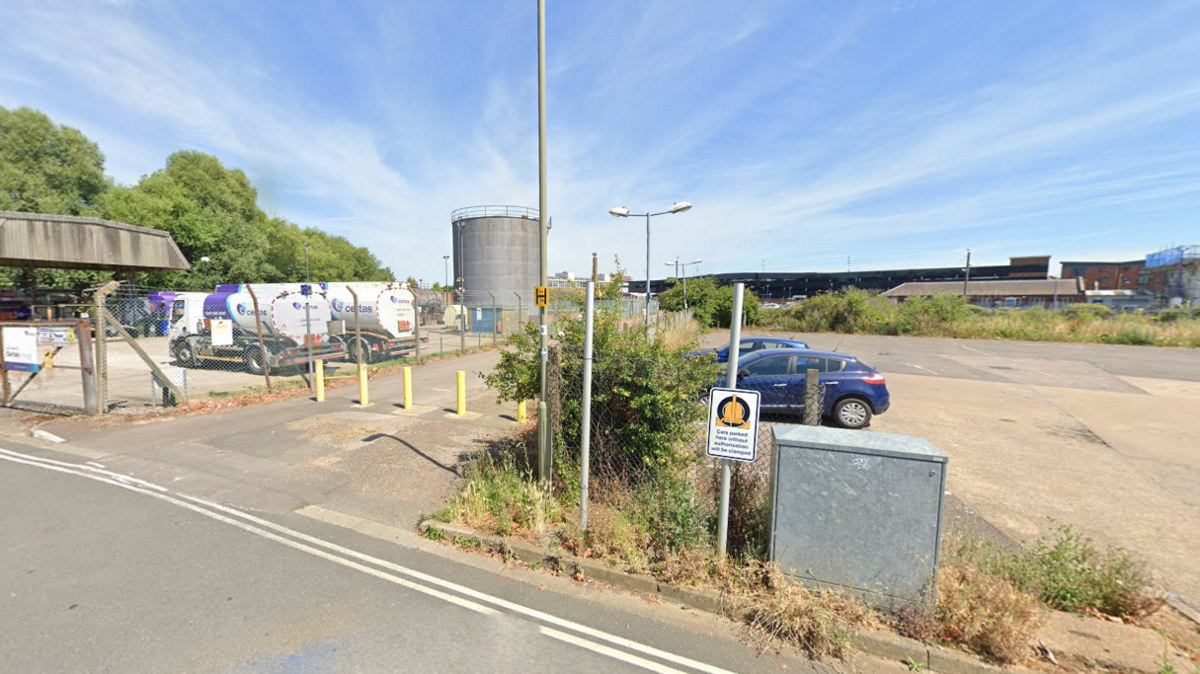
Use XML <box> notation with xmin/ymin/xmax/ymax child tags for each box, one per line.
<box><xmin>403</xmin><ymin>366</ymin><xmax>413</xmax><ymax>410</ymax></box>
<box><xmin>517</xmin><ymin>400</ymin><xmax>527</xmax><ymax>424</ymax></box>
<box><xmin>456</xmin><ymin>370</ymin><xmax>466</xmax><ymax>416</ymax></box>
<box><xmin>315</xmin><ymin>360</ymin><xmax>325</xmax><ymax>402</ymax></box>
<box><xmin>358</xmin><ymin>362</ymin><xmax>369</xmax><ymax>406</ymax></box>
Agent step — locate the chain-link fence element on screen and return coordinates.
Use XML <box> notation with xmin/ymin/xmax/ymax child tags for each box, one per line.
<box><xmin>84</xmin><ymin>283</ymin><xmax>506</xmax><ymax>413</ymax></box>
<box><xmin>0</xmin><ymin>320</ymin><xmax>96</xmax><ymax>414</ymax></box>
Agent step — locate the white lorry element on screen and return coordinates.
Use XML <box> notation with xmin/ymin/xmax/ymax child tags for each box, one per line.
<box><xmin>325</xmin><ymin>282</ymin><xmax>426</xmax><ymax>364</ymax></box>
<box><xmin>167</xmin><ymin>283</ymin><xmax>344</xmax><ymax>373</ymax></box>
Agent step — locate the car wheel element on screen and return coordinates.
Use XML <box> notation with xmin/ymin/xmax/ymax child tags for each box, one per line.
<box><xmin>833</xmin><ymin>397</ymin><xmax>872</xmax><ymax>429</ymax></box>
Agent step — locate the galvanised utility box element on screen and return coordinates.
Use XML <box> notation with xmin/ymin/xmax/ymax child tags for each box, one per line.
<box><xmin>770</xmin><ymin>425</ymin><xmax>948</xmax><ymax>609</ymax></box>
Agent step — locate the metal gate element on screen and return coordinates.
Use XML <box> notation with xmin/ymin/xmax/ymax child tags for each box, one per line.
<box><xmin>0</xmin><ymin>319</ymin><xmax>98</xmax><ymax>414</ymax></box>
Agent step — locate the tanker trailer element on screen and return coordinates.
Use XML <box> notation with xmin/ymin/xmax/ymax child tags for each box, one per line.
<box><xmin>169</xmin><ymin>283</ymin><xmax>344</xmax><ymax>373</ymax></box>
<box><xmin>326</xmin><ymin>282</ymin><xmax>427</xmax><ymax>364</ymax></box>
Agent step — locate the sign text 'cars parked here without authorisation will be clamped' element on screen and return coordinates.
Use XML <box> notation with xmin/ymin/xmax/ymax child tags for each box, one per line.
<box><xmin>706</xmin><ymin>387</ymin><xmax>761</xmax><ymax>462</ymax></box>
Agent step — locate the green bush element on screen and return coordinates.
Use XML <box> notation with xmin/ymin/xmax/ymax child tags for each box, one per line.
<box><xmin>485</xmin><ymin>296</ymin><xmax>720</xmax><ymax>483</ymax></box>
<box><xmin>1063</xmin><ymin>303</ymin><xmax>1114</xmax><ymax>321</ymax></box>
<box><xmin>659</xmin><ymin>277</ymin><xmax>759</xmax><ymax>328</ymax></box>
<box><xmin>1001</xmin><ymin>525</ymin><xmax>1156</xmax><ymax>617</ymax></box>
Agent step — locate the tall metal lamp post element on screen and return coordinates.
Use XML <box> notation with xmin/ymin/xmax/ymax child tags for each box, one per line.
<box><xmin>303</xmin><ymin>242</ymin><xmax>314</xmax><ymax>388</ymax></box>
<box><xmin>665</xmin><ymin>258</ymin><xmax>703</xmax><ymax>310</ymax></box>
<box><xmin>443</xmin><ymin>255</ymin><xmax>450</xmax><ymax>290</ymax></box>
<box><xmin>609</xmin><ymin>202</ymin><xmax>693</xmax><ymax>327</ymax></box>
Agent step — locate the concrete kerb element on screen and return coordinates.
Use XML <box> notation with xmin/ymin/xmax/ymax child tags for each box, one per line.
<box><xmin>417</xmin><ymin>519</ymin><xmax>1013</xmax><ymax>674</ymax></box>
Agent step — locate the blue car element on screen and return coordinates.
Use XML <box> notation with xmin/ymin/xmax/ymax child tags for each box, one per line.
<box><xmin>691</xmin><ymin>337</ymin><xmax>809</xmax><ymax>363</ymax></box>
<box><xmin>711</xmin><ymin>348</ymin><xmax>890</xmax><ymax>429</ymax></box>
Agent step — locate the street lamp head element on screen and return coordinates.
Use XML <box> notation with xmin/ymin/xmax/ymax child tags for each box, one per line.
<box><xmin>691</xmin><ymin>258</ymin><xmax>703</xmax><ymax>264</ymax></box>
<box><xmin>199</xmin><ymin>256</ymin><xmax>211</xmax><ymax>264</ymax></box>
<box><xmin>670</xmin><ymin>201</ymin><xmax>692</xmax><ymax>214</ymax></box>
<box><xmin>609</xmin><ymin>206</ymin><xmax>630</xmax><ymax>217</ymax></box>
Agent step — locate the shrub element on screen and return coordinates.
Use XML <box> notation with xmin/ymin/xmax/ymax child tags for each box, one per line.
<box><xmin>1063</xmin><ymin>303</ymin><xmax>1114</xmax><ymax>321</ymax></box>
<box><xmin>658</xmin><ymin>277</ymin><xmax>759</xmax><ymax>328</ymax></box>
<box><xmin>440</xmin><ymin>450</ymin><xmax>561</xmax><ymax>536</ymax></box>
<box><xmin>1002</xmin><ymin>525</ymin><xmax>1157</xmax><ymax>617</ymax></box>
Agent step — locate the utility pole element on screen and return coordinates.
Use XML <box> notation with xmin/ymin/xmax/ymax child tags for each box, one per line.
<box><xmin>536</xmin><ymin>0</ymin><xmax>551</xmax><ymax>486</ymax></box>
<box><xmin>592</xmin><ymin>252</ymin><xmax>598</xmax><ymax>285</ymax></box>
<box><xmin>963</xmin><ymin>249</ymin><xmax>972</xmax><ymax>298</ymax></box>
<box><xmin>304</xmin><ymin>242</ymin><xmax>313</xmax><ymax>389</ymax></box>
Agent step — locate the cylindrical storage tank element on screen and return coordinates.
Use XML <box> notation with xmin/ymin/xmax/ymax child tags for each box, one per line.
<box><xmin>451</xmin><ymin>205</ymin><xmax>540</xmax><ymax>307</ymax></box>
<box><xmin>326</xmin><ymin>282</ymin><xmax>416</xmax><ymax>339</ymax></box>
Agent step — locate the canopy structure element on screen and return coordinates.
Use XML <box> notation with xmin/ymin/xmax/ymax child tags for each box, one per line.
<box><xmin>0</xmin><ymin>211</ymin><xmax>190</xmax><ymax>273</ymax></box>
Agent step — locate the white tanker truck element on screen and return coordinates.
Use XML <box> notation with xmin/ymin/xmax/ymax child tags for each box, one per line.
<box><xmin>168</xmin><ymin>283</ymin><xmax>344</xmax><ymax>373</ymax></box>
<box><xmin>325</xmin><ymin>282</ymin><xmax>424</xmax><ymax>364</ymax></box>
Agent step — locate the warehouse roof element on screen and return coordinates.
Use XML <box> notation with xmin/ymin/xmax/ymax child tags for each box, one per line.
<box><xmin>882</xmin><ymin>278</ymin><xmax>1084</xmax><ymax>298</ymax></box>
<box><xmin>0</xmin><ymin>211</ymin><xmax>190</xmax><ymax>272</ymax></box>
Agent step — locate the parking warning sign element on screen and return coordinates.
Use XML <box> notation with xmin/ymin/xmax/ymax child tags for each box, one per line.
<box><xmin>706</xmin><ymin>387</ymin><xmax>761</xmax><ymax>462</ymax></box>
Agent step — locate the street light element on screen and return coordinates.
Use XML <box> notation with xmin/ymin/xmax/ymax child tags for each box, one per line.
<box><xmin>443</xmin><ymin>255</ymin><xmax>450</xmax><ymax>290</ymax></box>
<box><xmin>609</xmin><ymin>201</ymin><xmax>693</xmax><ymax>327</ymax></box>
<box><xmin>665</xmin><ymin>258</ymin><xmax>702</xmax><ymax>310</ymax></box>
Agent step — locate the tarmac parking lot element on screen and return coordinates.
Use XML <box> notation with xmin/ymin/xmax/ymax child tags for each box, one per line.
<box><xmin>711</xmin><ymin>331</ymin><xmax>1200</xmax><ymax>605</ymax></box>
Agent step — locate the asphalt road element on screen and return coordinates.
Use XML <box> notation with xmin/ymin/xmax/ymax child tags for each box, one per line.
<box><xmin>0</xmin><ymin>445</ymin><xmax>839</xmax><ymax>674</ymax></box>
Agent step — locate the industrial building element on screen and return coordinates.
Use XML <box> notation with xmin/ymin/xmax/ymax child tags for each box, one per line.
<box><xmin>646</xmin><ymin>256</ymin><xmax>1052</xmax><ymax>299</ymax></box>
<box><xmin>881</xmin><ymin>278</ymin><xmax>1084</xmax><ymax>308</ymax></box>
<box><xmin>1060</xmin><ymin>259</ymin><xmax>1165</xmax><ymax>293</ymax></box>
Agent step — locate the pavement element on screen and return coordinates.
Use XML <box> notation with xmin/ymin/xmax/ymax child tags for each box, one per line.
<box><xmin>712</xmin><ymin>331</ymin><xmax>1200</xmax><ymax>606</ymax></box>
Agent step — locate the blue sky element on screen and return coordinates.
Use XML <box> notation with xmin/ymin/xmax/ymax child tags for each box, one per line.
<box><xmin>2</xmin><ymin>0</ymin><xmax>1198</xmax><ymax>284</ymax></box>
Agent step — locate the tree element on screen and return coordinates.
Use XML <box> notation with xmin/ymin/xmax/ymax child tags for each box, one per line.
<box><xmin>659</xmin><ymin>277</ymin><xmax>758</xmax><ymax>328</ymax></box>
<box><xmin>0</xmin><ymin>106</ymin><xmax>110</xmax><ymax>215</ymax></box>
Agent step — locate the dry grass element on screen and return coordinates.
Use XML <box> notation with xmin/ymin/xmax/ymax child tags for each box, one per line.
<box><xmin>725</xmin><ymin>562</ymin><xmax>871</xmax><ymax>660</ymax></box>
<box><xmin>935</xmin><ymin>551</ymin><xmax>1044</xmax><ymax>664</ymax></box>
<box><xmin>657</xmin><ymin>311</ymin><xmax>705</xmax><ymax>350</ymax></box>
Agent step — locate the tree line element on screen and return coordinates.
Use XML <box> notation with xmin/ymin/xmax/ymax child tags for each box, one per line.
<box><xmin>0</xmin><ymin>105</ymin><xmax>394</xmax><ymax>292</ymax></box>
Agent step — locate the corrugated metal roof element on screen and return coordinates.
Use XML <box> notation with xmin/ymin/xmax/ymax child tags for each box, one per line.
<box><xmin>882</xmin><ymin>278</ymin><xmax>1083</xmax><ymax>297</ymax></box>
<box><xmin>0</xmin><ymin>211</ymin><xmax>191</xmax><ymax>272</ymax></box>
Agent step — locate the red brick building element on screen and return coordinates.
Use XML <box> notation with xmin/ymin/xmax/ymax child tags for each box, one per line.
<box><xmin>1060</xmin><ymin>260</ymin><xmax>1166</xmax><ymax>293</ymax></box>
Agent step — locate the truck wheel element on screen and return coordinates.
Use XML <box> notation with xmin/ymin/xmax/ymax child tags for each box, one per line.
<box><xmin>347</xmin><ymin>336</ymin><xmax>374</xmax><ymax>365</ymax></box>
<box><xmin>244</xmin><ymin>346</ymin><xmax>266</xmax><ymax>375</ymax></box>
<box><xmin>174</xmin><ymin>341</ymin><xmax>197</xmax><ymax>367</ymax></box>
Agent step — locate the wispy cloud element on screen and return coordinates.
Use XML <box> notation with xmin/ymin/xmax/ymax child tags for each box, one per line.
<box><xmin>1</xmin><ymin>0</ymin><xmax>1198</xmax><ymax>283</ymax></box>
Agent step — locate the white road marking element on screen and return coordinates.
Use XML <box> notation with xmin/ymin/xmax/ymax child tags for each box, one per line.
<box><xmin>959</xmin><ymin>344</ymin><xmax>991</xmax><ymax>356</ymax></box>
<box><xmin>85</xmin><ymin>461</ymin><xmax>106</xmax><ymax>468</ymax></box>
<box><xmin>185</xmin><ymin>496</ymin><xmax>740</xmax><ymax>674</ymax></box>
<box><xmin>0</xmin><ymin>448</ymin><xmax>166</xmax><ymax>492</ymax></box>
<box><xmin>906</xmin><ymin>363</ymin><xmax>939</xmax><ymax>375</ymax></box>
<box><xmin>0</xmin><ymin>449</ymin><xmax>496</xmax><ymax>616</ymax></box>
<box><xmin>0</xmin><ymin>446</ymin><xmax>738</xmax><ymax>674</ymax></box>
<box><xmin>541</xmin><ymin>627</ymin><xmax>691</xmax><ymax>674</ymax></box>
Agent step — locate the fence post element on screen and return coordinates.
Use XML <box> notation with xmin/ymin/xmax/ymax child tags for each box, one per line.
<box><xmin>78</xmin><ymin>319</ymin><xmax>98</xmax><ymax>415</ymax></box>
<box><xmin>414</xmin><ymin>306</ymin><xmax>421</xmax><ymax>365</ymax></box>
<box><xmin>717</xmin><ymin>282</ymin><xmax>745</xmax><ymax>559</ymax></box>
<box><xmin>348</xmin><ymin>286</ymin><xmax>367</xmax><ymax>405</ymax></box>
<box><xmin>0</xmin><ymin>327</ymin><xmax>9</xmax><ymax>406</ymax></box>
<box><xmin>93</xmin><ymin>281</ymin><xmax>121</xmax><ymax>413</ymax></box>
<box><xmin>803</xmin><ymin>368</ymin><xmax>821</xmax><ymax>425</ymax></box>
<box><xmin>515</xmin><ymin>292</ymin><xmax>522</xmax><ymax>332</ymax></box>
<box><xmin>580</xmin><ymin>281</ymin><xmax>595</xmax><ymax>532</ymax></box>
<box><xmin>247</xmin><ymin>285</ymin><xmax>272</xmax><ymax>393</ymax></box>
<box><xmin>458</xmin><ymin>289</ymin><xmax>465</xmax><ymax>353</ymax></box>
<box><xmin>489</xmin><ymin>292</ymin><xmax>497</xmax><ymax>347</ymax></box>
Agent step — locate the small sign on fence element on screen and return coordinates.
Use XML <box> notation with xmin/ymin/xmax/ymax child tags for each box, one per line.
<box><xmin>3</xmin><ymin>326</ymin><xmax>41</xmax><ymax>373</ymax></box>
<box><xmin>705</xmin><ymin>387</ymin><xmax>761</xmax><ymax>462</ymax></box>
